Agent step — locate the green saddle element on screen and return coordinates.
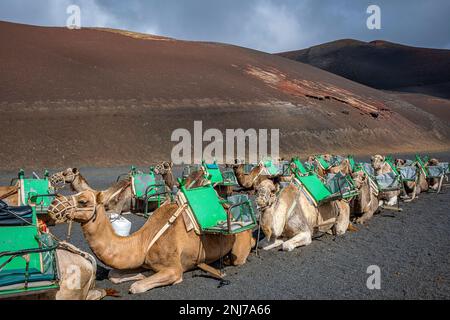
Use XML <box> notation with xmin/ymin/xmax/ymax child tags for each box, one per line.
<box><xmin>202</xmin><ymin>161</ymin><xmax>224</xmax><ymax>185</ymax></box>
<box><xmin>17</xmin><ymin>170</ymin><xmax>54</xmax><ymax>215</ymax></box>
<box><xmin>178</xmin><ymin>184</ymin><xmax>256</xmax><ymax>235</ymax></box>
<box><xmin>0</xmin><ymin>207</ymin><xmax>58</xmax><ymax>298</ymax></box>
<box><xmin>290</xmin><ymin>158</ymin><xmax>356</xmax><ymax>206</ymax></box>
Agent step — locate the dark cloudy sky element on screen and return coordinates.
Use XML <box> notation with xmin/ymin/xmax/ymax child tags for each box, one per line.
<box><xmin>1</xmin><ymin>0</ymin><xmax>449</xmax><ymax>52</ymax></box>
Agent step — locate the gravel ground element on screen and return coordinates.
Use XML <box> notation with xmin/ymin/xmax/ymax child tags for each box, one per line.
<box><xmin>1</xmin><ymin>153</ymin><xmax>449</xmax><ymax>300</ymax></box>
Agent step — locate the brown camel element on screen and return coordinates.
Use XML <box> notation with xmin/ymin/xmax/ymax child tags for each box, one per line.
<box><xmin>255</xmin><ymin>180</ymin><xmax>350</xmax><ymax>251</ymax></box>
<box><xmin>0</xmin><ymin>185</ymin><xmax>19</xmax><ymax>206</ymax></box>
<box><xmin>153</xmin><ymin>161</ymin><xmax>178</xmax><ymax>190</ymax></box>
<box><xmin>232</xmin><ymin>162</ymin><xmax>268</xmax><ymax>190</ymax></box>
<box><xmin>351</xmin><ymin>170</ymin><xmax>379</xmax><ymax>224</ymax></box>
<box><xmin>50</xmin><ymin>168</ymin><xmax>134</xmax><ymax>215</ymax></box>
<box><xmin>311</xmin><ymin>155</ymin><xmax>353</xmax><ymax>178</ymax></box>
<box><xmin>48</xmin><ymin>190</ymin><xmax>254</xmax><ymax>294</ymax></box>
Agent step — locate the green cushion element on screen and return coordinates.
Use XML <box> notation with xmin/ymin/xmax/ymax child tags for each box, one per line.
<box><xmin>203</xmin><ymin>163</ymin><xmax>224</xmax><ymax>184</ymax></box>
<box><xmin>295</xmin><ymin>174</ymin><xmax>332</xmax><ymax>204</ymax></box>
<box><xmin>291</xmin><ymin>158</ymin><xmax>308</xmax><ymax>175</ymax></box>
<box><xmin>0</xmin><ymin>210</ymin><xmax>58</xmax><ymax>295</ymax></box>
<box><xmin>20</xmin><ymin>179</ymin><xmax>54</xmax><ymax>214</ymax></box>
<box><xmin>181</xmin><ymin>185</ymin><xmax>255</xmax><ymax>234</ymax></box>
<box><xmin>132</xmin><ymin>173</ymin><xmax>157</xmax><ymax>198</ymax></box>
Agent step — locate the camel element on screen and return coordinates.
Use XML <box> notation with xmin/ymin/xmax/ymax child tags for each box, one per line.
<box><xmin>350</xmin><ymin>170</ymin><xmax>379</xmax><ymax>224</ymax></box>
<box><xmin>426</xmin><ymin>158</ymin><xmax>444</xmax><ymax>191</ymax></box>
<box><xmin>12</xmin><ymin>245</ymin><xmax>106</xmax><ymax>300</ymax></box>
<box><xmin>232</xmin><ymin>162</ymin><xmax>269</xmax><ymax>191</ymax></box>
<box><xmin>47</xmin><ymin>190</ymin><xmax>254</xmax><ymax>294</ymax></box>
<box><xmin>371</xmin><ymin>155</ymin><xmax>401</xmax><ymax>207</ymax></box>
<box><xmin>395</xmin><ymin>159</ymin><xmax>428</xmax><ymax>201</ymax></box>
<box><xmin>48</xmin><ymin>243</ymin><xmax>107</xmax><ymax>300</ymax></box>
<box><xmin>255</xmin><ymin>180</ymin><xmax>350</xmax><ymax>252</ymax></box>
<box><xmin>0</xmin><ymin>185</ymin><xmax>19</xmax><ymax>206</ymax></box>
<box><xmin>309</xmin><ymin>155</ymin><xmax>353</xmax><ymax>178</ymax></box>
<box><xmin>50</xmin><ymin>168</ymin><xmax>151</xmax><ymax>215</ymax></box>
<box><xmin>153</xmin><ymin>161</ymin><xmax>178</xmax><ymax>190</ymax></box>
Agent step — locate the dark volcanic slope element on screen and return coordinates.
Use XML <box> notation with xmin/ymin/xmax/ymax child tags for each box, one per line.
<box><xmin>1</xmin><ymin>22</ymin><xmax>450</xmax><ymax>169</ymax></box>
<box><xmin>278</xmin><ymin>39</ymin><xmax>450</xmax><ymax>99</ymax></box>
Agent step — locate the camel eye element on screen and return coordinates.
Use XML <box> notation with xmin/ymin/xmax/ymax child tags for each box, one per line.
<box><xmin>78</xmin><ymin>199</ymin><xmax>87</xmax><ymax>205</ymax></box>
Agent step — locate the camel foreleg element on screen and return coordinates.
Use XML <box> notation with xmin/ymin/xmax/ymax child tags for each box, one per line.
<box><xmin>129</xmin><ymin>268</ymin><xmax>183</xmax><ymax>294</ymax></box>
<box><xmin>108</xmin><ymin>269</ymin><xmax>147</xmax><ymax>284</ymax></box>
<box><xmin>258</xmin><ymin>238</ymin><xmax>284</xmax><ymax>250</ymax></box>
<box><xmin>281</xmin><ymin>230</ymin><xmax>312</xmax><ymax>252</ymax></box>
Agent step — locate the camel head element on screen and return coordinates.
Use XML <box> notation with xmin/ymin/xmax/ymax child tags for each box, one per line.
<box><xmin>395</xmin><ymin>159</ymin><xmax>406</xmax><ymax>167</ymax></box>
<box><xmin>351</xmin><ymin>170</ymin><xmax>367</xmax><ymax>190</ymax></box>
<box><xmin>427</xmin><ymin>158</ymin><xmax>439</xmax><ymax>166</ymax></box>
<box><xmin>255</xmin><ymin>180</ymin><xmax>277</xmax><ymax>209</ymax></box>
<box><xmin>154</xmin><ymin>161</ymin><xmax>173</xmax><ymax>175</ymax></box>
<box><xmin>371</xmin><ymin>155</ymin><xmax>385</xmax><ymax>171</ymax></box>
<box><xmin>48</xmin><ymin>190</ymin><xmax>100</xmax><ymax>224</ymax></box>
<box><xmin>183</xmin><ymin>167</ymin><xmax>210</xmax><ymax>189</ymax></box>
<box><xmin>50</xmin><ymin>168</ymin><xmax>80</xmax><ymax>189</ymax></box>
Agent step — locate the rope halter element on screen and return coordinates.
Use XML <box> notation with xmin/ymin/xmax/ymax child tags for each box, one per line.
<box><xmin>256</xmin><ymin>185</ymin><xmax>277</xmax><ymax>210</ymax></box>
<box><xmin>154</xmin><ymin>162</ymin><xmax>171</xmax><ymax>175</ymax></box>
<box><xmin>48</xmin><ymin>191</ymin><xmax>97</xmax><ymax>224</ymax></box>
<box><xmin>49</xmin><ymin>169</ymin><xmax>79</xmax><ymax>190</ymax></box>
<box><xmin>49</xmin><ymin>172</ymin><xmax>66</xmax><ymax>190</ymax></box>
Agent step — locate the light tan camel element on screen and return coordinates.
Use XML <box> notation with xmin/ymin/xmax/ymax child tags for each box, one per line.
<box><xmin>395</xmin><ymin>159</ymin><xmax>428</xmax><ymax>201</ymax></box>
<box><xmin>371</xmin><ymin>155</ymin><xmax>400</xmax><ymax>206</ymax></box>
<box><xmin>233</xmin><ymin>162</ymin><xmax>268</xmax><ymax>190</ymax></box>
<box><xmin>351</xmin><ymin>170</ymin><xmax>379</xmax><ymax>224</ymax></box>
<box><xmin>255</xmin><ymin>180</ymin><xmax>350</xmax><ymax>252</ymax></box>
<box><xmin>426</xmin><ymin>158</ymin><xmax>443</xmax><ymax>191</ymax></box>
<box><xmin>10</xmin><ymin>241</ymin><xmax>106</xmax><ymax>300</ymax></box>
<box><xmin>48</xmin><ymin>190</ymin><xmax>254</xmax><ymax>294</ymax></box>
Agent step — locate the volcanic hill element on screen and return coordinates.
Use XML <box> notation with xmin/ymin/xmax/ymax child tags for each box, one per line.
<box><xmin>278</xmin><ymin>39</ymin><xmax>450</xmax><ymax>99</ymax></box>
<box><xmin>1</xmin><ymin>21</ymin><xmax>449</xmax><ymax>170</ymax></box>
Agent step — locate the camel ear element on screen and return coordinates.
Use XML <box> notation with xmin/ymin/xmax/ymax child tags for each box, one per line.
<box><xmin>72</xmin><ymin>168</ymin><xmax>79</xmax><ymax>174</ymax></box>
<box><xmin>169</xmin><ymin>162</ymin><xmax>173</xmax><ymax>168</ymax></box>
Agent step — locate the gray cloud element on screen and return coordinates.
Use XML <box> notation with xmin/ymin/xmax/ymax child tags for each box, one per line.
<box><xmin>0</xmin><ymin>0</ymin><xmax>449</xmax><ymax>52</ymax></box>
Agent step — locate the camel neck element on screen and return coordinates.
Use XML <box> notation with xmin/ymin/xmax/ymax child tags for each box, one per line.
<box><xmin>163</xmin><ymin>171</ymin><xmax>175</xmax><ymax>189</ymax></box>
<box><xmin>72</xmin><ymin>175</ymin><xmax>93</xmax><ymax>193</ymax></box>
<box><xmin>81</xmin><ymin>206</ymin><xmax>146</xmax><ymax>270</ymax></box>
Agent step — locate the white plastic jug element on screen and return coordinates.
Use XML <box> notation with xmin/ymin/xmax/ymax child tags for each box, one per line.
<box><xmin>110</xmin><ymin>213</ymin><xmax>132</xmax><ymax>237</ymax></box>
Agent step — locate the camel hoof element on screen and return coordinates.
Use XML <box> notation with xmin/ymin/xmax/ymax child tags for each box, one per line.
<box><xmin>129</xmin><ymin>283</ymin><xmax>146</xmax><ymax>294</ymax></box>
<box><xmin>282</xmin><ymin>243</ymin><xmax>295</xmax><ymax>252</ymax></box>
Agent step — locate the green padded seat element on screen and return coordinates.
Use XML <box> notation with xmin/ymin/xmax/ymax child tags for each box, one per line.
<box><xmin>0</xmin><ymin>207</ymin><xmax>58</xmax><ymax>298</ymax></box>
<box><xmin>178</xmin><ymin>184</ymin><xmax>256</xmax><ymax>235</ymax></box>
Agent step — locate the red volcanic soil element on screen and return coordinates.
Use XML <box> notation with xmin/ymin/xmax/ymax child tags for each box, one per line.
<box><xmin>278</xmin><ymin>39</ymin><xmax>450</xmax><ymax>99</ymax></box>
<box><xmin>0</xmin><ymin>22</ymin><xmax>449</xmax><ymax>170</ymax></box>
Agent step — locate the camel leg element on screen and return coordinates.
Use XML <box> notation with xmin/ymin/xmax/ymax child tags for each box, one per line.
<box><xmin>386</xmin><ymin>195</ymin><xmax>397</xmax><ymax>206</ymax></box>
<box><xmin>86</xmin><ymin>288</ymin><xmax>106</xmax><ymax>300</ymax></box>
<box><xmin>129</xmin><ymin>268</ymin><xmax>183</xmax><ymax>294</ymax></box>
<box><xmin>356</xmin><ymin>210</ymin><xmax>374</xmax><ymax>224</ymax></box>
<box><xmin>281</xmin><ymin>230</ymin><xmax>312</xmax><ymax>252</ymax></box>
<box><xmin>108</xmin><ymin>269</ymin><xmax>147</xmax><ymax>284</ymax></box>
<box><xmin>259</xmin><ymin>238</ymin><xmax>284</xmax><ymax>250</ymax></box>
<box><xmin>230</xmin><ymin>230</ymin><xmax>254</xmax><ymax>266</ymax></box>
<box><xmin>334</xmin><ymin>203</ymin><xmax>350</xmax><ymax>235</ymax></box>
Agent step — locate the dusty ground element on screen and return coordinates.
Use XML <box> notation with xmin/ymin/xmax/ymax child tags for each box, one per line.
<box><xmin>1</xmin><ymin>153</ymin><xmax>448</xmax><ymax>300</ymax></box>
